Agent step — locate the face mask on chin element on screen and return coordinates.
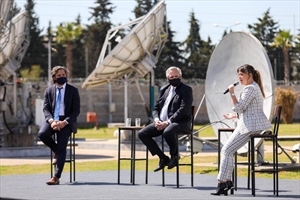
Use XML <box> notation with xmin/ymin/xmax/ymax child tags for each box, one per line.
<box><xmin>168</xmin><ymin>78</ymin><xmax>181</xmax><ymax>87</ymax></box>
<box><xmin>56</xmin><ymin>77</ymin><xmax>67</xmax><ymax>85</ymax></box>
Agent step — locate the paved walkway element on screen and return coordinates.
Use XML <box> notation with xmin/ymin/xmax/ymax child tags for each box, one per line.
<box><xmin>0</xmin><ymin>147</ymin><xmax>218</xmax><ymax>166</ymax></box>
<box><xmin>1</xmin><ymin>142</ymin><xmax>300</xmax><ymax>200</ymax></box>
<box><xmin>1</xmin><ymin>170</ymin><xmax>300</xmax><ymax>200</ymax></box>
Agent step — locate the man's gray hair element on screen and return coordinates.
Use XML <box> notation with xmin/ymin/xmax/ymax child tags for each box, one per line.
<box><xmin>165</xmin><ymin>66</ymin><xmax>182</xmax><ymax>77</ymax></box>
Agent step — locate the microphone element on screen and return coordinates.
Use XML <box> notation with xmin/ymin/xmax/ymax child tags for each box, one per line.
<box><xmin>223</xmin><ymin>81</ymin><xmax>239</xmax><ymax>94</ymax></box>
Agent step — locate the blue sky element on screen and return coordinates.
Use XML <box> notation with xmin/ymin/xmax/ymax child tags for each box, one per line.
<box><xmin>15</xmin><ymin>0</ymin><xmax>300</xmax><ymax>45</ymax></box>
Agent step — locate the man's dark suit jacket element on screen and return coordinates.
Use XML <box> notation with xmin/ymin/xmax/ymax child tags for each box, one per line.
<box><xmin>43</xmin><ymin>83</ymin><xmax>80</xmax><ymax>133</ymax></box>
<box><xmin>153</xmin><ymin>82</ymin><xmax>193</xmax><ymax>133</ymax></box>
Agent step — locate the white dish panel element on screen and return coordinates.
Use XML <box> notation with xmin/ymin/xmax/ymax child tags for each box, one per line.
<box><xmin>0</xmin><ymin>11</ymin><xmax>28</xmax><ymax>62</ymax></box>
<box><xmin>82</xmin><ymin>0</ymin><xmax>166</xmax><ymax>89</ymax></box>
<box><xmin>0</xmin><ymin>11</ymin><xmax>29</xmax><ymax>80</ymax></box>
<box><xmin>0</xmin><ymin>0</ymin><xmax>13</xmax><ymax>27</ymax></box>
<box><xmin>205</xmin><ymin>31</ymin><xmax>274</xmax><ymax>153</ymax></box>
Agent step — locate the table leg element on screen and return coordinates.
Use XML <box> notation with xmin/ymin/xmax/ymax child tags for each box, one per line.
<box><xmin>218</xmin><ymin>131</ymin><xmax>220</xmax><ymax>171</ymax></box>
<box><xmin>118</xmin><ymin>128</ymin><xmax>121</xmax><ymax>184</ymax></box>
<box><xmin>145</xmin><ymin>148</ymin><xmax>148</xmax><ymax>184</ymax></box>
<box><xmin>130</xmin><ymin>130</ymin><xmax>133</xmax><ymax>183</ymax></box>
<box><xmin>132</xmin><ymin>130</ymin><xmax>136</xmax><ymax>185</ymax></box>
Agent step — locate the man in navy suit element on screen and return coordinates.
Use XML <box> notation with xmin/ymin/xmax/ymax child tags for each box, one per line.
<box><xmin>38</xmin><ymin>66</ymin><xmax>80</xmax><ymax>185</ymax></box>
<box><xmin>138</xmin><ymin>66</ymin><xmax>193</xmax><ymax>172</ymax></box>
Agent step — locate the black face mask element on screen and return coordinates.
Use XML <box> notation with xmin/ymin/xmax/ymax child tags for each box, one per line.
<box><xmin>56</xmin><ymin>77</ymin><xmax>67</xmax><ymax>85</ymax></box>
<box><xmin>168</xmin><ymin>78</ymin><xmax>181</xmax><ymax>87</ymax></box>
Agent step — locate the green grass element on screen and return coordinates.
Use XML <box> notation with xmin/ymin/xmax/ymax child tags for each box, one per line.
<box><xmin>1</xmin><ymin>152</ymin><xmax>299</xmax><ymax>179</ymax></box>
<box><xmin>76</xmin><ymin>127</ymin><xmax>117</xmax><ymax>140</ymax></box>
<box><xmin>76</xmin><ymin>123</ymin><xmax>300</xmax><ymax>140</ymax></box>
<box><xmin>75</xmin><ymin>124</ymin><xmax>299</xmax><ymax>147</ymax></box>
<box><xmin>194</xmin><ymin>123</ymin><xmax>300</xmax><ymax>138</ymax></box>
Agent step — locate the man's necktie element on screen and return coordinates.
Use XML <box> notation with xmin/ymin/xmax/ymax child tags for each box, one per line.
<box><xmin>54</xmin><ymin>87</ymin><xmax>62</xmax><ymax>120</ymax></box>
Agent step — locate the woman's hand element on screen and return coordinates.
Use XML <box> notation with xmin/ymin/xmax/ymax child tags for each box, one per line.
<box><xmin>223</xmin><ymin>113</ymin><xmax>237</xmax><ymax>120</ymax></box>
<box><xmin>228</xmin><ymin>83</ymin><xmax>235</xmax><ymax>94</ymax></box>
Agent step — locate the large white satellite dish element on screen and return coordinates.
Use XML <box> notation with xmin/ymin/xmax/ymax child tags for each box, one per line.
<box><xmin>205</xmin><ymin>31</ymin><xmax>274</xmax><ymax>154</ymax></box>
<box><xmin>0</xmin><ymin>11</ymin><xmax>30</xmax><ymax>80</ymax></box>
<box><xmin>82</xmin><ymin>0</ymin><xmax>167</xmax><ymax>89</ymax></box>
<box><xmin>0</xmin><ymin>0</ymin><xmax>13</xmax><ymax>52</ymax></box>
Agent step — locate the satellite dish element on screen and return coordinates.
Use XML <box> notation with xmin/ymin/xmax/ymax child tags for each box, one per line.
<box><xmin>82</xmin><ymin>0</ymin><xmax>167</xmax><ymax>89</ymax></box>
<box><xmin>0</xmin><ymin>11</ymin><xmax>30</xmax><ymax>81</ymax></box>
<box><xmin>0</xmin><ymin>0</ymin><xmax>13</xmax><ymax>52</ymax></box>
<box><xmin>205</xmin><ymin>31</ymin><xmax>274</xmax><ymax>154</ymax></box>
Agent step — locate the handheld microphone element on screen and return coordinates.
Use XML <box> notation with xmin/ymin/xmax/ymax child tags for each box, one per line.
<box><xmin>223</xmin><ymin>81</ymin><xmax>239</xmax><ymax>94</ymax></box>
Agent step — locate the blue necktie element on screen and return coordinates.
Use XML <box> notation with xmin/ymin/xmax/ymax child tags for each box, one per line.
<box><xmin>54</xmin><ymin>87</ymin><xmax>62</xmax><ymax>120</ymax></box>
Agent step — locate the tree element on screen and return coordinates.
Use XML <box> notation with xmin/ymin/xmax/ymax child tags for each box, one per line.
<box><xmin>20</xmin><ymin>65</ymin><xmax>43</xmax><ymax>79</ymax></box>
<box><xmin>154</xmin><ymin>21</ymin><xmax>185</xmax><ymax>79</ymax></box>
<box><xmin>89</xmin><ymin>0</ymin><xmax>116</xmax><ymax>23</ymax></box>
<box><xmin>271</xmin><ymin>30</ymin><xmax>294</xmax><ymax>85</ymax></box>
<box><xmin>198</xmin><ymin>37</ymin><xmax>214</xmax><ymax>79</ymax></box>
<box><xmin>291</xmin><ymin>29</ymin><xmax>300</xmax><ymax>81</ymax></box>
<box><xmin>49</xmin><ymin>21</ymin><xmax>65</xmax><ymax>73</ymax></box>
<box><xmin>84</xmin><ymin>0</ymin><xmax>115</xmax><ymax>74</ymax></box>
<box><xmin>248</xmin><ymin>8</ymin><xmax>280</xmax><ymax>79</ymax></box>
<box><xmin>182</xmin><ymin>11</ymin><xmax>213</xmax><ymax>79</ymax></box>
<box><xmin>133</xmin><ymin>0</ymin><xmax>158</xmax><ymax>18</ymax></box>
<box><xmin>20</xmin><ymin>0</ymin><xmax>47</xmax><ymax>77</ymax></box>
<box><xmin>10</xmin><ymin>2</ymin><xmax>21</xmax><ymax>19</ymax></box>
<box><xmin>55</xmin><ymin>22</ymin><xmax>82</xmax><ymax>79</ymax></box>
<box><xmin>72</xmin><ymin>14</ymin><xmax>86</xmax><ymax>78</ymax></box>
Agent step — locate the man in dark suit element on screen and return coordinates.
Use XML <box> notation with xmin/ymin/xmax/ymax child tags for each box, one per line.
<box><xmin>38</xmin><ymin>66</ymin><xmax>80</xmax><ymax>185</ymax></box>
<box><xmin>138</xmin><ymin>66</ymin><xmax>193</xmax><ymax>172</ymax></box>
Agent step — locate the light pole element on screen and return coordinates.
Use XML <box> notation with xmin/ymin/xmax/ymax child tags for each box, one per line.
<box><xmin>213</xmin><ymin>21</ymin><xmax>241</xmax><ymax>32</ymax></box>
<box><xmin>43</xmin><ymin>36</ymin><xmax>57</xmax><ymax>86</ymax></box>
<box><xmin>48</xmin><ymin>36</ymin><xmax>51</xmax><ymax>87</ymax></box>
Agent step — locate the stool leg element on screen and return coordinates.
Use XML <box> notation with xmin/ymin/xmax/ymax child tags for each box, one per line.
<box><xmin>70</xmin><ymin>135</ymin><xmax>72</xmax><ymax>183</ymax></box>
<box><xmin>247</xmin><ymin>141</ymin><xmax>250</xmax><ymax>189</ymax></box>
<box><xmin>251</xmin><ymin>138</ymin><xmax>255</xmax><ymax>196</ymax></box>
<box><xmin>50</xmin><ymin>134</ymin><xmax>56</xmax><ymax>178</ymax></box>
<box><xmin>231</xmin><ymin>152</ymin><xmax>237</xmax><ymax>194</ymax></box>
<box><xmin>162</xmin><ymin>135</ymin><xmax>165</xmax><ymax>187</ymax></box>
<box><xmin>50</xmin><ymin>150</ymin><xmax>53</xmax><ymax>178</ymax></box>
<box><xmin>191</xmin><ymin>135</ymin><xmax>194</xmax><ymax>187</ymax></box>
<box><xmin>275</xmin><ymin>137</ymin><xmax>279</xmax><ymax>196</ymax></box>
<box><xmin>176</xmin><ymin>134</ymin><xmax>179</xmax><ymax>188</ymax></box>
<box><xmin>73</xmin><ymin>133</ymin><xmax>76</xmax><ymax>182</ymax></box>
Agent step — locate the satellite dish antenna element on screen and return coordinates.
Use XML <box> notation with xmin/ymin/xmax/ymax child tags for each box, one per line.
<box><xmin>0</xmin><ymin>0</ymin><xmax>13</xmax><ymax>52</ymax></box>
<box><xmin>205</xmin><ymin>31</ymin><xmax>274</xmax><ymax>154</ymax></box>
<box><xmin>0</xmin><ymin>11</ymin><xmax>30</xmax><ymax>81</ymax></box>
<box><xmin>82</xmin><ymin>0</ymin><xmax>167</xmax><ymax>89</ymax></box>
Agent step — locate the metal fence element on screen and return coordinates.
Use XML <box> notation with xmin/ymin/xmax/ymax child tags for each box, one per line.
<box><xmin>19</xmin><ymin>77</ymin><xmax>300</xmax><ymax>86</ymax></box>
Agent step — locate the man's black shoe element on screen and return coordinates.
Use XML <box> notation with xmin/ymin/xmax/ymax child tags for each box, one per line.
<box><xmin>168</xmin><ymin>156</ymin><xmax>179</xmax><ymax>169</ymax></box>
<box><xmin>154</xmin><ymin>157</ymin><xmax>170</xmax><ymax>172</ymax></box>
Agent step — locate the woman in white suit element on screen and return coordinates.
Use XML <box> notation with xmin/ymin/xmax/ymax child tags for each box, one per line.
<box><xmin>211</xmin><ymin>64</ymin><xmax>272</xmax><ymax>196</ymax></box>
